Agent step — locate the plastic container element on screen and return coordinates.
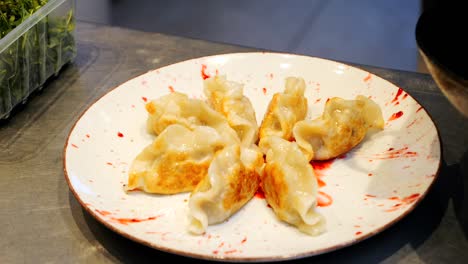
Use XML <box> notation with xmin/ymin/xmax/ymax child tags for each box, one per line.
<box><xmin>0</xmin><ymin>0</ymin><xmax>76</xmax><ymax>119</ymax></box>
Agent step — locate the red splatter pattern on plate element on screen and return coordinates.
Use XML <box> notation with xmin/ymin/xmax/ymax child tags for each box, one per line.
<box><xmin>95</xmin><ymin>208</ymin><xmax>163</xmax><ymax>225</ymax></box>
<box><xmin>361</xmin><ymin>147</ymin><xmax>417</xmax><ymax>160</ymax></box>
<box><xmin>255</xmin><ymin>186</ymin><xmax>265</xmax><ymax>199</ymax></box>
<box><xmin>388</xmin><ymin>111</ymin><xmax>404</xmax><ymax>121</ymax></box>
<box><xmin>201</xmin><ymin>64</ymin><xmax>210</xmax><ymax>80</ymax></box>
<box><xmin>385</xmin><ymin>193</ymin><xmax>420</xmax><ymax>212</ymax></box>
<box><xmin>363</xmin><ymin>73</ymin><xmax>372</xmax><ymax>82</ymax></box>
<box><xmin>311</xmin><ymin>159</ymin><xmax>336</xmax><ymax>206</ymax></box>
<box><xmin>317</xmin><ymin>191</ymin><xmax>333</xmax><ymax>207</ymax></box>
<box><xmin>391</xmin><ymin>88</ymin><xmax>404</xmax><ymax>105</ymax></box>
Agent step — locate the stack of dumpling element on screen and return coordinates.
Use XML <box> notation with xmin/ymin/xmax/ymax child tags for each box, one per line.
<box><xmin>257</xmin><ymin>77</ymin><xmax>384</xmax><ymax>236</ymax></box>
<box><xmin>126</xmin><ymin>76</ymin><xmax>263</xmax><ymax>235</ymax></box>
<box><xmin>126</xmin><ymin>75</ymin><xmax>384</xmax><ymax>236</ymax></box>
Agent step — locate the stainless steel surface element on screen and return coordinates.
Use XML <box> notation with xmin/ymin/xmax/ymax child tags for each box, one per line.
<box><xmin>1</xmin><ymin>22</ymin><xmax>467</xmax><ymax>263</ymax></box>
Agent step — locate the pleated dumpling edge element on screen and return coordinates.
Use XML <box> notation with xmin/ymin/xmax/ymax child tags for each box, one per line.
<box><xmin>293</xmin><ymin>95</ymin><xmax>384</xmax><ymax>161</ymax></box>
<box><xmin>187</xmin><ymin>144</ymin><xmax>264</xmax><ymax>235</ymax></box>
<box><xmin>203</xmin><ymin>75</ymin><xmax>259</xmax><ymax>146</ymax></box>
<box><xmin>125</xmin><ymin>124</ymin><xmax>227</xmax><ymax>194</ymax></box>
<box><xmin>259</xmin><ymin>136</ymin><xmax>326</xmax><ymax>236</ymax></box>
<box><xmin>259</xmin><ymin>76</ymin><xmax>308</xmax><ymax>141</ymax></box>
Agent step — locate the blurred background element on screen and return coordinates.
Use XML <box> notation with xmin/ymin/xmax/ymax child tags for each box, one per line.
<box><xmin>76</xmin><ymin>0</ymin><xmax>426</xmax><ymax>73</ymax></box>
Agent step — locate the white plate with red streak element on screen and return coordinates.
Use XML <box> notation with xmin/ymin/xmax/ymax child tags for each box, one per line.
<box><xmin>64</xmin><ymin>52</ymin><xmax>441</xmax><ymax>262</ymax></box>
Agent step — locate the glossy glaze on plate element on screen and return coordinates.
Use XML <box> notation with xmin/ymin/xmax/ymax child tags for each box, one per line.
<box><xmin>63</xmin><ymin>52</ymin><xmax>441</xmax><ymax>262</ymax></box>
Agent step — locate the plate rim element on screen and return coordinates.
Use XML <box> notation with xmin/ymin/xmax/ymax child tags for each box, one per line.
<box><xmin>63</xmin><ymin>51</ymin><xmax>443</xmax><ymax>262</ymax></box>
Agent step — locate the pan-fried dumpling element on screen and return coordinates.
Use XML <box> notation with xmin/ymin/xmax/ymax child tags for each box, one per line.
<box><xmin>259</xmin><ymin>77</ymin><xmax>308</xmax><ymax>141</ymax></box>
<box><xmin>145</xmin><ymin>92</ymin><xmax>191</xmax><ymax>134</ymax></box>
<box><xmin>204</xmin><ymin>75</ymin><xmax>258</xmax><ymax>146</ymax></box>
<box><xmin>259</xmin><ymin>136</ymin><xmax>325</xmax><ymax>236</ymax></box>
<box><xmin>145</xmin><ymin>92</ymin><xmax>239</xmax><ymax>145</ymax></box>
<box><xmin>188</xmin><ymin>144</ymin><xmax>264</xmax><ymax>235</ymax></box>
<box><xmin>293</xmin><ymin>95</ymin><xmax>384</xmax><ymax>161</ymax></box>
<box><xmin>126</xmin><ymin>124</ymin><xmax>227</xmax><ymax>194</ymax></box>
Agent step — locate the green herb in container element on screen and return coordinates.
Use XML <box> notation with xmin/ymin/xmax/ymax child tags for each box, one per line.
<box><xmin>0</xmin><ymin>0</ymin><xmax>76</xmax><ymax>119</ymax></box>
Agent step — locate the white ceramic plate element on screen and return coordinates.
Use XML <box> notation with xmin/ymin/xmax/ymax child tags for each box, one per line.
<box><xmin>64</xmin><ymin>52</ymin><xmax>441</xmax><ymax>262</ymax></box>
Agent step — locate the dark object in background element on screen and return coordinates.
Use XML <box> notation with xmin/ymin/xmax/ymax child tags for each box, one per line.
<box><xmin>416</xmin><ymin>5</ymin><xmax>468</xmax><ymax>117</ymax></box>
